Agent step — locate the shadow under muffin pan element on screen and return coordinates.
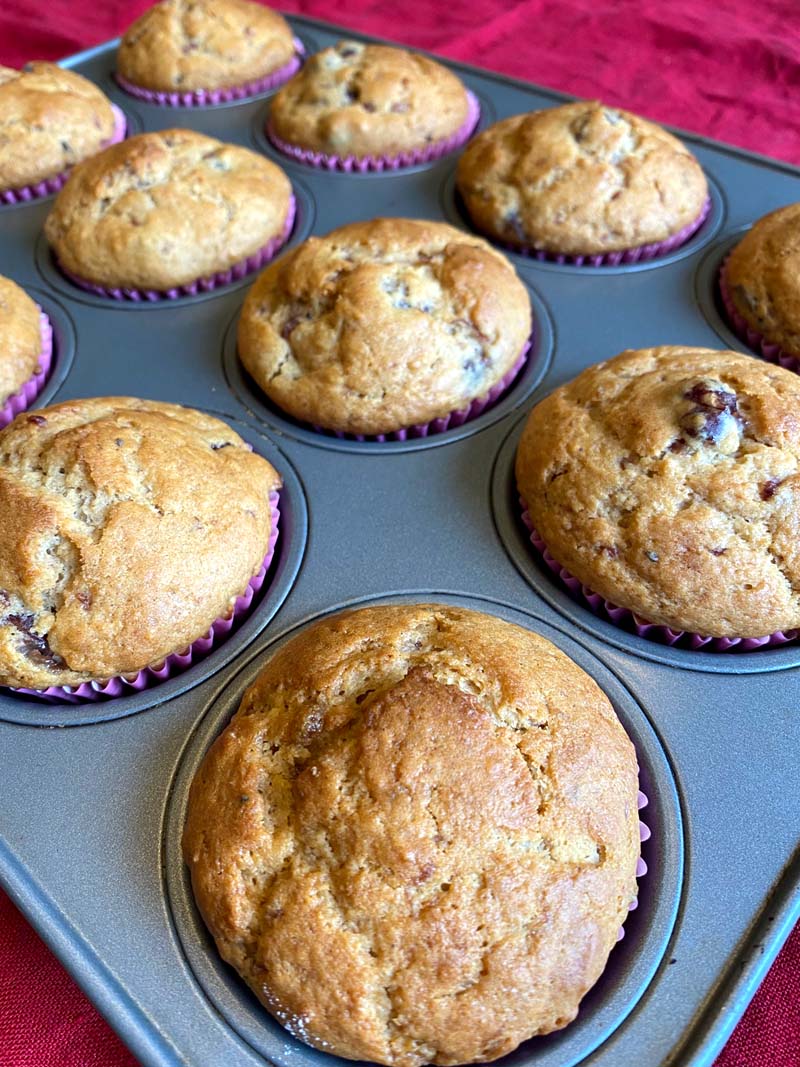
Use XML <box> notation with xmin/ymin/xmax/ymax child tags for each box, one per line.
<box><xmin>440</xmin><ymin>169</ymin><xmax>726</xmax><ymax>273</ymax></box>
<box><xmin>1</xmin><ymin>16</ymin><xmax>800</xmax><ymax>1067</ymax></box>
<box><xmin>222</xmin><ymin>285</ymin><xmax>554</xmax><ymax>451</ymax></box>
<box><xmin>163</xmin><ymin>592</ymin><xmax>682</xmax><ymax>1067</ymax></box>
<box><xmin>0</xmin><ymin>416</ymin><xmax>308</xmax><ymax>728</ymax></box>
<box><xmin>33</xmin><ymin>179</ymin><xmax>315</xmax><ymax>309</ymax></box>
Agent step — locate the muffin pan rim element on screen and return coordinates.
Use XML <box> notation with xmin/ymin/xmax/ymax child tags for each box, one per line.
<box><xmin>221</xmin><ymin>286</ymin><xmax>555</xmax><ymax>453</ymax></box>
<box><xmin>0</xmin><ymin>411</ymin><xmax>308</xmax><ymax>727</ymax></box>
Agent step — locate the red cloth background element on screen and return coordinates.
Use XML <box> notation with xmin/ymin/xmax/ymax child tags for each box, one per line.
<box><xmin>1</xmin><ymin>2</ymin><xmax>799</xmax><ymax>1065</ymax></box>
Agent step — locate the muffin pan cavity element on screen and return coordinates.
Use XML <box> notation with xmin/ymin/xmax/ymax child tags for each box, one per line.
<box><xmin>222</xmin><ymin>285</ymin><xmax>553</xmax><ymax>452</ymax></box>
<box><xmin>163</xmin><ymin>593</ymin><xmax>681</xmax><ymax>1067</ymax></box>
<box><xmin>0</xmin><ymin>417</ymin><xmax>307</xmax><ymax>728</ymax></box>
<box><xmin>441</xmin><ymin>168</ymin><xmax>726</xmax><ymax>274</ymax></box>
<box><xmin>491</xmin><ymin>415</ymin><xmax>800</xmax><ymax>674</ymax></box>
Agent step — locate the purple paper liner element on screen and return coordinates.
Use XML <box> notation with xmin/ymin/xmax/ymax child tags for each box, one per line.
<box><xmin>1</xmin><ymin>104</ymin><xmax>127</xmax><ymax>206</ymax></box>
<box><xmin>10</xmin><ymin>492</ymin><xmax>281</xmax><ymax>704</ymax></box>
<box><xmin>0</xmin><ymin>310</ymin><xmax>54</xmax><ymax>429</ymax></box>
<box><xmin>299</xmin><ymin>337</ymin><xmax>531</xmax><ymax>443</ymax></box>
<box><xmin>486</xmin><ymin>195</ymin><xmax>711</xmax><ymax>267</ymax></box>
<box><xmin>519</xmin><ymin>500</ymin><xmax>799</xmax><ymax>652</ymax></box>
<box><xmin>617</xmin><ymin>788</ymin><xmax>650</xmax><ymax>943</ymax></box>
<box><xmin>115</xmin><ymin>39</ymin><xmax>304</xmax><ymax>108</ymax></box>
<box><xmin>718</xmin><ymin>259</ymin><xmax>800</xmax><ymax>374</ymax></box>
<box><xmin>266</xmin><ymin>88</ymin><xmax>481</xmax><ymax>173</ymax></box>
<box><xmin>57</xmin><ymin>194</ymin><xmax>296</xmax><ymax>303</ymax></box>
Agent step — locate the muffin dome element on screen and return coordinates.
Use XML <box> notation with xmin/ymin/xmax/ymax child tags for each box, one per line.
<box><xmin>516</xmin><ymin>346</ymin><xmax>800</xmax><ymax>638</ymax></box>
<box><xmin>268</xmin><ymin>40</ymin><xmax>473</xmax><ymax>161</ymax></box>
<box><xmin>237</xmin><ymin>217</ymin><xmax>531</xmax><ymax>436</ymax></box>
<box><xmin>117</xmin><ymin>0</ymin><xmax>297</xmax><ymax>93</ymax></box>
<box><xmin>183</xmin><ymin>603</ymin><xmax>640</xmax><ymax>1066</ymax></box>
<box><xmin>0</xmin><ymin>62</ymin><xmax>118</xmax><ymax>193</ymax></box>
<box><xmin>456</xmin><ymin>101</ymin><xmax>708</xmax><ymax>256</ymax></box>
<box><xmin>723</xmin><ymin>203</ymin><xmax>800</xmax><ymax>357</ymax></box>
<box><xmin>0</xmin><ymin>277</ymin><xmax>44</xmax><ymax>407</ymax></box>
<box><xmin>0</xmin><ymin>398</ymin><xmax>280</xmax><ymax>689</ymax></box>
<box><xmin>44</xmin><ymin>129</ymin><xmax>293</xmax><ymax>292</ymax></box>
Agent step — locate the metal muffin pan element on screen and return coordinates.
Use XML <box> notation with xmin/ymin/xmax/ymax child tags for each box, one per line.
<box><xmin>0</xmin><ymin>15</ymin><xmax>798</xmax><ymax>1067</ymax></box>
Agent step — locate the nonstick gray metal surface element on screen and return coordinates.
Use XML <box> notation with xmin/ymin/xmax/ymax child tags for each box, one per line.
<box><xmin>1</xmin><ymin>15</ymin><xmax>799</xmax><ymax>1067</ymax></box>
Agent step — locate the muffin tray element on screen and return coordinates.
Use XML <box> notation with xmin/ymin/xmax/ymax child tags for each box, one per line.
<box><xmin>1</xmin><ymin>14</ymin><xmax>799</xmax><ymax>1067</ymax></box>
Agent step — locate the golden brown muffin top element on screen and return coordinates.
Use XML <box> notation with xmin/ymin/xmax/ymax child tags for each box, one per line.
<box><xmin>456</xmin><ymin>101</ymin><xmax>708</xmax><ymax>255</ymax></box>
<box><xmin>183</xmin><ymin>603</ymin><xmax>640</xmax><ymax>1066</ymax></box>
<box><xmin>0</xmin><ymin>62</ymin><xmax>116</xmax><ymax>192</ymax></box>
<box><xmin>44</xmin><ymin>129</ymin><xmax>292</xmax><ymax>291</ymax></box>
<box><xmin>0</xmin><ymin>277</ymin><xmax>42</xmax><ymax>406</ymax></box>
<box><xmin>725</xmin><ymin>204</ymin><xmax>800</xmax><ymax>356</ymax></box>
<box><xmin>0</xmin><ymin>398</ymin><xmax>280</xmax><ymax>689</ymax></box>
<box><xmin>516</xmin><ymin>346</ymin><xmax>800</xmax><ymax>637</ymax></box>
<box><xmin>269</xmin><ymin>40</ymin><xmax>470</xmax><ymax>158</ymax></box>
<box><xmin>117</xmin><ymin>0</ymin><xmax>296</xmax><ymax>92</ymax></box>
<box><xmin>237</xmin><ymin>218</ymin><xmax>531</xmax><ymax>435</ymax></box>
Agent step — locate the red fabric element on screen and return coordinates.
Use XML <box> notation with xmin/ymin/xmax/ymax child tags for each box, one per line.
<box><xmin>1</xmin><ymin>2</ymin><xmax>799</xmax><ymax>1066</ymax></box>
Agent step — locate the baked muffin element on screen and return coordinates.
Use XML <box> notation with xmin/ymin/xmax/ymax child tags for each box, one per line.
<box><xmin>722</xmin><ymin>204</ymin><xmax>800</xmax><ymax>360</ymax></box>
<box><xmin>268</xmin><ymin>40</ymin><xmax>476</xmax><ymax>167</ymax></box>
<box><xmin>516</xmin><ymin>346</ymin><xmax>800</xmax><ymax>638</ymax></box>
<box><xmin>117</xmin><ymin>0</ymin><xmax>299</xmax><ymax>99</ymax></box>
<box><xmin>0</xmin><ymin>398</ymin><xmax>280</xmax><ymax>690</ymax></box>
<box><xmin>456</xmin><ymin>101</ymin><xmax>709</xmax><ymax>258</ymax></box>
<box><xmin>237</xmin><ymin>218</ymin><xmax>531</xmax><ymax>436</ymax></box>
<box><xmin>183</xmin><ymin>603</ymin><xmax>641</xmax><ymax>1066</ymax></box>
<box><xmin>44</xmin><ymin>129</ymin><xmax>293</xmax><ymax>295</ymax></box>
<box><xmin>0</xmin><ymin>277</ymin><xmax>47</xmax><ymax>408</ymax></box>
<box><xmin>0</xmin><ymin>62</ymin><xmax>122</xmax><ymax>197</ymax></box>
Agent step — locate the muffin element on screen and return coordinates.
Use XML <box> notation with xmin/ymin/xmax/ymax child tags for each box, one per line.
<box><xmin>183</xmin><ymin>603</ymin><xmax>641</xmax><ymax>1066</ymax></box>
<box><xmin>516</xmin><ymin>346</ymin><xmax>800</xmax><ymax>639</ymax></box>
<box><xmin>456</xmin><ymin>101</ymin><xmax>709</xmax><ymax>260</ymax></box>
<box><xmin>267</xmin><ymin>40</ymin><xmax>478</xmax><ymax>169</ymax></box>
<box><xmin>0</xmin><ymin>276</ymin><xmax>51</xmax><ymax>420</ymax></box>
<box><xmin>116</xmin><ymin>0</ymin><xmax>300</xmax><ymax>104</ymax></box>
<box><xmin>44</xmin><ymin>129</ymin><xmax>293</xmax><ymax>297</ymax></box>
<box><xmin>0</xmin><ymin>398</ymin><xmax>281</xmax><ymax>691</ymax></box>
<box><xmin>237</xmin><ymin>218</ymin><xmax>531</xmax><ymax>437</ymax></box>
<box><xmin>721</xmin><ymin>204</ymin><xmax>800</xmax><ymax>364</ymax></box>
<box><xmin>0</xmin><ymin>62</ymin><xmax>124</xmax><ymax>202</ymax></box>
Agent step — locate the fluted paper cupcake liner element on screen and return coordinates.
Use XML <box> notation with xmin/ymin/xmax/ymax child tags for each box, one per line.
<box><xmin>491</xmin><ymin>196</ymin><xmax>711</xmax><ymax>267</ymax></box>
<box><xmin>267</xmin><ymin>89</ymin><xmax>480</xmax><ymax>172</ymax></box>
<box><xmin>115</xmin><ymin>39</ymin><xmax>304</xmax><ymax>107</ymax></box>
<box><xmin>520</xmin><ymin>502</ymin><xmax>799</xmax><ymax>652</ymax></box>
<box><xmin>617</xmin><ymin>788</ymin><xmax>651</xmax><ymax>942</ymax></box>
<box><xmin>1</xmin><ymin>104</ymin><xmax>127</xmax><ymax>206</ymax></box>
<box><xmin>718</xmin><ymin>259</ymin><xmax>800</xmax><ymax>374</ymax></box>
<box><xmin>0</xmin><ymin>311</ymin><xmax>54</xmax><ymax>429</ymax></box>
<box><xmin>10</xmin><ymin>492</ymin><xmax>280</xmax><ymax>704</ymax></box>
<box><xmin>58</xmin><ymin>195</ymin><xmax>295</xmax><ymax>303</ymax></box>
<box><xmin>300</xmin><ymin>338</ymin><xmax>530</xmax><ymax>443</ymax></box>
